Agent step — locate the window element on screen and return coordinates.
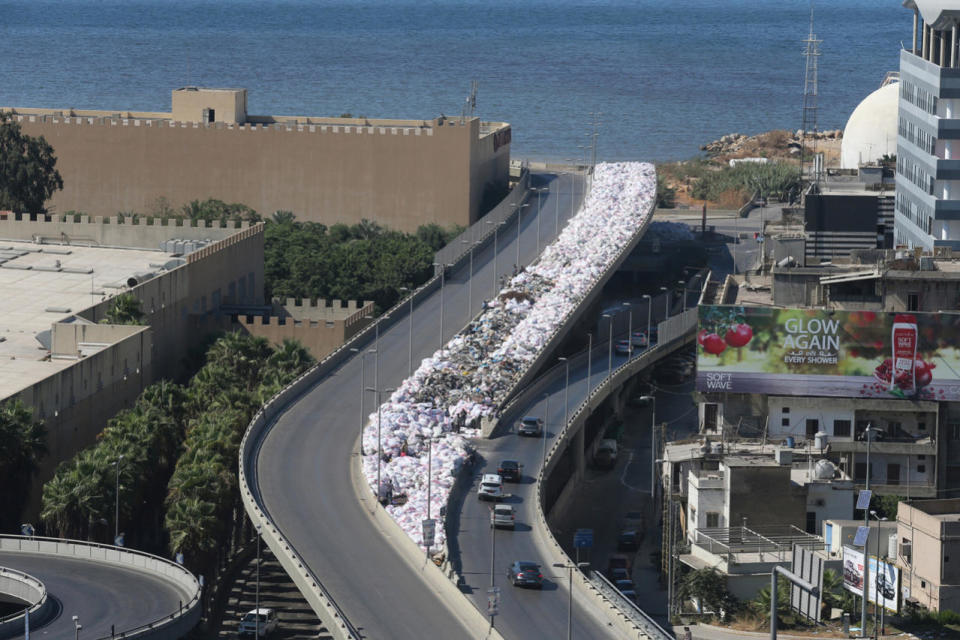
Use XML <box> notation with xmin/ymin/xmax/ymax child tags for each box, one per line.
<box><xmin>834</xmin><ymin>419</ymin><xmax>852</xmax><ymax>437</ymax></box>
<box><xmin>952</xmin><ymin>423</ymin><xmax>960</xmax><ymax>440</ymax></box>
<box><xmin>690</xmin><ymin>507</ymin><xmax>697</xmax><ymax>525</ymax></box>
<box><xmin>908</xmin><ymin>293</ymin><xmax>920</xmax><ymax>311</ymax></box>
<box><xmin>806</xmin><ymin>511</ymin><xmax>817</xmax><ymax>534</ymax></box>
<box><xmin>782</xmin><ymin>407</ymin><xmax>790</xmax><ymax>413</ymax></box>
<box><xmin>918</xmin><ymin>464</ymin><xmax>926</xmax><ymax>473</ymax></box>
<box><xmin>706</xmin><ymin>513</ymin><xmax>720</xmax><ymax>528</ymax></box>
<box><xmin>918</xmin><ymin>421</ymin><xmax>927</xmax><ymax>432</ymax></box>
<box><xmin>782</xmin><ymin>418</ymin><xmax>791</xmax><ymax>427</ymax></box>
<box><xmin>888</xmin><ymin>463</ymin><xmax>901</xmax><ymax>485</ymax></box>
<box><xmin>806</xmin><ymin>419</ymin><xmax>819</xmax><ymax>439</ymax></box>
<box><xmin>918</xmin><ymin>455</ymin><xmax>926</xmax><ymax>460</ymax></box>
<box><xmin>207</xmin><ymin>108</ymin><xmax>215</xmax><ymax>123</ymax></box>
<box><xmin>921</xmin><ymin>580</ymin><xmax>927</xmax><ymax>588</ymax></box>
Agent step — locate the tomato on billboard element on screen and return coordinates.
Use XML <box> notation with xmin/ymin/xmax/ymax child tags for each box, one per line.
<box><xmin>696</xmin><ymin>306</ymin><xmax>960</xmax><ymax>399</ymax></box>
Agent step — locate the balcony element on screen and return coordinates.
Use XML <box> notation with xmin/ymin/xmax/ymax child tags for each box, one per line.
<box><xmin>690</xmin><ymin>471</ymin><xmax>724</xmax><ymax>490</ymax></box>
<box><xmin>829</xmin><ymin>437</ymin><xmax>937</xmax><ymax>456</ymax></box>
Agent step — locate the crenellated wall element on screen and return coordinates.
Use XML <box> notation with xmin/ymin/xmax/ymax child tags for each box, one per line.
<box><xmin>8</xmin><ymin>109</ymin><xmax>511</xmax><ymax>232</ymax></box>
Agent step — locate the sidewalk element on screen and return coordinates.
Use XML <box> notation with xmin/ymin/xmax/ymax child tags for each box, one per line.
<box><xmin>675</xmin><ymin>622</ymin><xmax>923</xmax><ymax>640</ymax></box>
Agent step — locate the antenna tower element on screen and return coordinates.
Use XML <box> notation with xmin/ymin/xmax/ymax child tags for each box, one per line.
<box><xmin>461</xmin><ymin>80</ymin><xmax>479</xmax><ymax>123</ymax></box>
<box><xmin>800</xmin><ymin>3</ymin><xmax>822</xmax><ymax>185</ymax></box>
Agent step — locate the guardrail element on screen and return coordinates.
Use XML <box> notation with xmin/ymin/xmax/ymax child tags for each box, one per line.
<box><xmin>0</xmin><ymin>535</ymin><xmax>200</xmax><ymax>639</ymax></box>
<box><xmin>0</xmin><ymin>566</ymin><xmax>53</xmax><ymax>640</ymax></box>
<box><xmin>593</xmin><ymin>571</ymin><xmax>673</xmax><ymax>639</ymax></box>
<box><xmin>528</xmin><ymin>310</ymin><xmax>697</xmax><ymax>639</ymax></box>
<box><xmin>236</xmin><ymin>172</ymin><xmax>541</xmax><ymax>638</ymax></box>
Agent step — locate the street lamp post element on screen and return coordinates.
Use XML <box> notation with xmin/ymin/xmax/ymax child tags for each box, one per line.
<box><xmin>367</xmin><ymin>387</ymin><xmax>397</xmax><ymax>505</ymax></box>
<box><xmin>512</xmin><ymin>202</ymin><xmax>530</xmax><ymax>268</ymax></box>
<box><xmin>487</xmin><ymin>220</ymin><xmax>504</xmax><ymax>292</ymax></box>
<box><xmin>114</xmin><ymin>454</ymin><xmax>124</xmax><ymax>542</ymax></box>
<box><xmin>255</xmin><ymin>523</ymin><xmax>262</xmax><ymax>639</ymax></box>
<box><xmin>642</xmin><ymin>294</ymin><xmax>652</xmax><ymax>348</ymax></box>
<box><xmin>552</xmin><ymin>562</ymin><xmax>590</xmax><ymax>640</ymax></box>
<box><xmin>861</xmin><ymin>424</ymin><xmax>879</xmax><ymax>636</ymax></box>
<box><xmin>603</xmin><ymin>313</ymin><xmax>613</xmax><ymax>376</ymax></box>
<box><xmin>530</xmin><ymin>186</ymin><xmax>548</xmax><ymax>254</ymax></box>
<box><xmin>640</xmin><ymin>395</ymin><xmax>657</xmax><ymax>497</ymax></box>
<box><xmin>542</xmin><ymin>392</ymin><xmax>549</xmax><ymax>466</ymax></box>
<box><xmin>558</xmin><ymin>357</ymin><xmax>570</xmax><ymax>430</ymax></box>
<box><xmin>555</xmin><ymin>174</ymin><xmax>562</xmax><ymax>237</ymax></box>
<box><xmin>623</xmin><ymin>302</ymin><xmax>632</xmax><ymax>359</ymax></box>
<box><xmin>586</xmin><ymin>333</ymin><xmax>593</xmax><ymax>391</ymax></box>
<box><xmin>433</xmin><ymin>263</ymin><xmax>451</xmax><ymax>349</ymax></box>
<box><xmin>660</xmin><ymin>286</ymin><xmax>669</xmax><ymax>319</ymax></box>
<box><xmin>462</xmin><ymin>240</ymin><xmax>476</xmax><ymax>318</ymax></box>
<box><xmin>678</xmin><ymin>280</ymin><xmax>687</xmax><ymax>312</ymax></box>
<box><xmin>72</xmin><ymin>615</ymin><xmax>81</xmax><ymax>640</ymax></box>
<box><xmin>399</xmin><ymin>286</ymin><xmax>413</xmax><ymax>376</ymax></box>
<box><xmin>869</xmin><ymin>510</ymin><xmax>887</xmax><ymax>639</ymax></box>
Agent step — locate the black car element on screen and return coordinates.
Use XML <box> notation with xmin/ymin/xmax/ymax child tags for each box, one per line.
<box><xmin>507</xmin><ymin>561</ymin><xmax>543</xmax><ymax>588</ymax></box>
<box><xmin>617</xmin><ymin>530</ymin><xmax>639</xmax><ymax>551</ymax></box>
<box><xmin>498</xmin><ymin>460</ymin><xmax>522</xmax><ymax>482</ymax></box>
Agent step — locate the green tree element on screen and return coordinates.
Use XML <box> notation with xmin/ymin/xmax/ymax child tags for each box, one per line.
<box><xmin>0</xmin><ymin>399</ymin><xmax>47</xmax><ymax>530</ymax></box>
<box><xmin>656</xmin><ymin>174</ymin><xmax>677</xmax><ymax>208</ymax></box>
<box><xmin>677</xmin><ymin>568</ymin><xmax>737</xmax><ymax>620</ymax></box>
<box><xmin>103</xmin><ymin>293</ymin><xmax>145</xmax><ymax>325</ymax></box>
<box><xmin>0</xmin><ymin>113</ymin><xmax>64</xmax><ymax>213</ymax></box>
<box><xmin>271</xmin><ymin>210</ymin><xmax>296</xmax><ymax>225</ymax></box>
<box><xmin>751</xmin><ymin>578</ymin><xmax>792</xmax><ymax>623</ymax></box>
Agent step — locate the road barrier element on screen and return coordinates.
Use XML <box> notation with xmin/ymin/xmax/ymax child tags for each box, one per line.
<box><xmin>0</xmin><ymin>535</ymin><xmax>200</xmax><ymax>639</ymax></box>
<box><xmin>0</xmin><ymin>566</ymin><xmax>53</xmax><ymax>640</ymax></box>
<box><xmin>237</xmin><ymin>173</ymin><xmax>536</xmax><ymax>639</ymax></box>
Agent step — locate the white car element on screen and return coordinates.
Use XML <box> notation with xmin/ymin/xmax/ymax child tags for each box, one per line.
<box><xmin>491</xmin><ymin>504</ymin><xmax>516</xmax><ymax>529</ymax></box>
<box><xmin>238</xmin><ymin>608</ymin><xmax>278</xmax><ymax>637</ymax></box>
<box><xmin>478</xmin><ymin>473</ymin><xmax>503</xmax><ymax>501</ymax></box>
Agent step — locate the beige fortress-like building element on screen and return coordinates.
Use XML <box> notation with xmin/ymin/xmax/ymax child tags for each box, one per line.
<box><xmin>3</xmin><ymin>88</ymin><xmax>512</xmax><ymax>231</ymax></box>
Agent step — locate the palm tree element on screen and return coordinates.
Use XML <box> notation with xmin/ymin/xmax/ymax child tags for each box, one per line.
<box><xmin>0</xmin><ymin>399</ymin><xmax>47</xmax><ymax>530</ymax></box>
<box><xmin>265</xmin><ymin>339</ymin><xmax>314</xmax><ymax>382</ymax></box>
<box><xmin>103</xmin><ymin>293</ymin><xmax>145</xmax><ymax>325</ymax></box>
<box><xmin>165</xmin><ymin>495</ymin><xmax>221</xmax><ymax>569</ymax></box>
<box><xmin>271</xmin><ymin>210</ymin><xmax>296</xmax><ymax>225</ymax></box>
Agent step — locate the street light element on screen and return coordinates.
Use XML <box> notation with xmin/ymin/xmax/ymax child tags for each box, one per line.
<box><xmin>552</xmin><ymin>561</ymin><xmax>590</xmax><ymax>640</ymax></box>
<box><xmin>399</xmin><ymin>286</ymin><xmax>413</xmax><ymax>377</ymax></box>
<box><xmin>254</xmin><ymin>523</ymin><xmax>262</xmax><ymax>639</ymax></box>
<box><xmin>869</xmin><ymin>510</ymin><xmax>888</xmax><ymax>640</ymax></box>
<box><xmin>623</xmin><ymin>302</ymin><xmax>633</xmax><ymax>359</ymax></box>
<box><xmin>861</xmin><ymin>423</ymin><xmax>880</xmax><ymax>636</ymax></box>
<box><xmin>114</xmin><ymin>454</ymin><xmax>124</xmax><ymax>542</ymax></box>
<box><xmin>72</xmin><ymin>615</ymin><xmax>81</xmax><ymax>640</ymax></box>
<box><xmin>602</xmin><ymin>313</ymin><xmax>613</xmax><ymax>376</ymax></box>
<box><xmin>586</xmin><ymin>332</ymin><xmax>593</xmax><ymax>391</ymax></box>
<box><xmin>486</xmin><ymin>220</ymin><xmax>505</xmax><ymax>292</ymax></box>
<box><xmin>542</xmin><ymin>392</ymin><xmax>549</xmax><ymax>466</ymax></box>
<box><xmin>350</xmin><ymin>347</ymin><xmax>376</xmax><ymax>455</ymax></box>
<box><xmin>558</xmin><ymin>357</ymin><xmax>570</xmax><ymax>431</ymax></box>
<box><xmin>366</xmin><ymin>386</ymin><xmax>397</xmax><ymax>506</ymax></box>
<box><xmin>530</xmin><ymin>186</ymin><xmax>548</xmax><ymax>254</ymax></box>
<box><xmin>462</xmin><ymin>240</ymin><xmax>479</xmax><ymax>318</ymax></box>
<box><xmin>660</xmin><ymin>286</ymin><xmax>669</xmax><ymax>319</ymax></box>
<box><xmin>678</xmin><ymin>280</ymin><xmax>687</xmax><ymax>312</ymax></box>
<box><xmin>642</xmin><ymin>294</ymin><xmax>652</xmax><ymax>349</ymax></box>
<box><xmin>640</xmin><ymin>394</ymin><xmax>657</xmax><ymax>497</ymax></box>
<box><xmin>432</xmin><ymin>262</ymin><xmax>453</xmax><ymax>348</ymax></box>
<box><xmin>512</xmin><ymin>202</ymin><xmax>530</xmax><ymax>268</ymax></box>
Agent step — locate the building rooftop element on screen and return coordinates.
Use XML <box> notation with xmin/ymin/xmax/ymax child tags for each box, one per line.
<box><xmin>903</xmin><ymin>498</ymin><xmax>960</xmax><ymax>520</ymax></box>
<box><xmin>0</xmin><ymin>240</ymin><xmax>174</xmax><ymax>398</ymax></box>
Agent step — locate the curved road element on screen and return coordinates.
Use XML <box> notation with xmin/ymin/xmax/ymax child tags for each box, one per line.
<box><xmin>0</xmin><ymin>552</ymin><xmax>192</xmax><ymax>639</ymax></box>
<box><xmin>452</xmin><ymin>293</ymin><xmax>681</xmax><ymax>640</ymax></box>
<box><xmin>253</xmin><ymin>173</ymin><xmax>586</xmax><ymax>639</ymax></box>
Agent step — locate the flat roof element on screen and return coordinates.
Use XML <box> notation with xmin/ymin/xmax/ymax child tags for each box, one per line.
<box><xmin>0</xmin><ymin>240</ymin><xmax>173</xmax><ymax>399</ymax></box>
<box><xmin>904</xmin><ymin>498</ymin><xmax>960</xmax><ymax>520</ymax></box>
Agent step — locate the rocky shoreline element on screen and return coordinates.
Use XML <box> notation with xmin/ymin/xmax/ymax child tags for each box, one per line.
<box><xmin>699</xmin><ymin>129</ymin><xmax>842</xmax><ymax>159</ymax></box>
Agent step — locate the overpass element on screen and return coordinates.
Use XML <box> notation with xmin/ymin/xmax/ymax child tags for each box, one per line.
<box><xmin>240</xmin><ymin>165</ymin><xmax>696</xmax><ymax>639</ymax></box>
<box><xmin>0</xmin><ymin>536</ymin><xmax>200</xmax><ymax>639</ymax></box>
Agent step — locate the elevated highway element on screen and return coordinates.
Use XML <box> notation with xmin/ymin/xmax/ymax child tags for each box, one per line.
<box><xmin>0</xmin><ymin>536</ymin><xmax>200</xmax><ymax>639</ymax></box>
<box><xmin>241</xmin><ymin>173</ymin><xmax>586</xmax><ymax>639</ymax></box>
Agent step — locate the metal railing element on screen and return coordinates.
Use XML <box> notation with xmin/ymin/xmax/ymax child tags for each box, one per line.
<box><xmin>0</xmin><ymin>535</ymin><xmax>200</xmax><ymax>639</ymax></box>
<box><xmin>593</xmin><ymin>571</ymin><xmax>673</xmax><ymax>639</ymax></box>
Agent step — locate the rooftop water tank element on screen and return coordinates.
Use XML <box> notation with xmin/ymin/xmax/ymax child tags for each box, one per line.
<box><xmin>710</xmin><ymin>442</ymin><xmax>723</xmax><ymax>455</ymax></box>
<box><xmin>815</xmin><ymin>431</ymin><xmax>829</xmax><ymax>451</ymax></box>
<box><xmin>814</xmin><ymin>459</ymin><xmax>836</xmax><ymax>480</ymax></box>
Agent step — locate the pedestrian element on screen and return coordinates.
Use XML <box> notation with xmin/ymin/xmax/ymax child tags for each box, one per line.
<box><xmin>683</xmin><ymin>626</ymin><xmax>692</xmax><ymax>640</ymax></box>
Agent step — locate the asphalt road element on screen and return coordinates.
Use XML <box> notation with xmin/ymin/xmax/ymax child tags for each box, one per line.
<box><xmin>253</xmin><ymin>172</ymin><xmax>586</xmax><ymax>639</ymax></box>
<box><xmin>452</xmin><ymin>294</ymin><xmax>687</xmax><ymax>640</ymax></box>
<box><xmin>0</xmin><ymin>551</ymin><xmax>192</xmax><ymax>639</ymax></box>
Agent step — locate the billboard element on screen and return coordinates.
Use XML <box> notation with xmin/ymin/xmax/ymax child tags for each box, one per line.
<box><xmin>696</xmin><ymin>306</ymin><xmax>960</xmax><ymax>399</ymax></box>
<box><xmin>841</xmin><ymin>546</ymin><xmax>900</xmax><ymax>612</ymax></box>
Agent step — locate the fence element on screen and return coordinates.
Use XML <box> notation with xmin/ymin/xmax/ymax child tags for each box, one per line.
<box><xmin>0</xmin><ymin>535</ymin><xmax>200</xmax><ymax>639</ymax></box>
<box><xmin>0</xmin><ymin>566</ymin><xmax>52</xmax><ymax>640</ymax></box>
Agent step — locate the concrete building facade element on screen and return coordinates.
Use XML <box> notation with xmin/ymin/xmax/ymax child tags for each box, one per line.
<box><xmin>897</xmin><ymin>498</ymin><xmax>960</xmax><ymax>611</ymax></box>
<box><xmin>895</xmin><ymin>3</ymin><xmax>960</xmax><ymax>250</ymax></box>
<box><xmin>2</xmin><ymin>88</ymin><xmax>512</xmax><ymax>232</ymax></box>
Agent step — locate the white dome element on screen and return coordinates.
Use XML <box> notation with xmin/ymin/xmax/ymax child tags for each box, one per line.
<box><xmin>841</xmin><ymin>82</ymin><xmax>899</xmax><ymax>169</ymax></box>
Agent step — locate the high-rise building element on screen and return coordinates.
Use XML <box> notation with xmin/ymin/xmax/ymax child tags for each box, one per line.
<box><xmin>895</xmin><ymin>3</ymin><xmax>960</xmax><ymax>250</ymax></box>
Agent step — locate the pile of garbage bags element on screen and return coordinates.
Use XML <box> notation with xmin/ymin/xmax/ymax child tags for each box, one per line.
<box><xmin>360</xmin><ymin>162</ymin><xmax>657</xmax><ymax>548</ymax></box>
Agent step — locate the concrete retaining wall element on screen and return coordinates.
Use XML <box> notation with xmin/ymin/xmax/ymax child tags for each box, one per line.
<box><xmin>0</xmin><ymin>536</ymin><xmax>200</xmax><ymax>639</ymax></box>
<box><xmin>0</xmin><ymin>566</ymin><xmax>55</xmax><ymax>640</ymax></box>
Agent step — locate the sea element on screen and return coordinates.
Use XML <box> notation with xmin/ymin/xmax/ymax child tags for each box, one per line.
<box><xmin>0</xmin><ymin>0</ymin><xmax>904</xmax><ymax>163</ymax></box>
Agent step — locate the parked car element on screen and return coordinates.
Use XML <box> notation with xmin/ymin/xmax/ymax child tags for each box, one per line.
<box><xmin>517</xmin><ymin>416</ymin><xmax>544</xmax><ymax>437</ymax></box>
<box><xmin>491</xmin><ymin>504</ymin><xmax>516</xmax><ymax>529</ymax></box>
<box><xmin>615</xmin><ymin>578</ymin><xmax>635</xmax><ymax>592</ymax></box>
<box><xmin>617</xmin><ymin>529</ymin><xmax>639</xmax><ymax>551</ymax></box>
<box><xmin>631</xmin><ymin>331</ymin><xmax>648</xmax><ymax>347</ymax></box>
<box><xmin>615</xmin><ymin>339</ymin><xmax>633</xmax><ymax>356</ymax></box>
<box><xmin>497</xmin><ymin>459</ymin><xmax>522</xmax><ymax>482</ymax></box>
<box><xmin>608</xmin><ymin>554</ymin><xmax>632</xmax><ymax>574</ymax></box>
<box><xmin>477</xmin><ymin>473</ymin><xmax>503</xmax><ymax>501</ymax></box>
<box><xmin>507</xmin><ymin>561</ymin><xmax>544</xmax><ymax>588</ymax></box>
<box><xmin>238</xmin><ymin>608</ymin><xmax>278</xmax><ymax>637</ymax></box>
<box><xmin>609</xmin><ymin>567</ymin><xmax>631</xmax><ymax>582</ymax></box>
